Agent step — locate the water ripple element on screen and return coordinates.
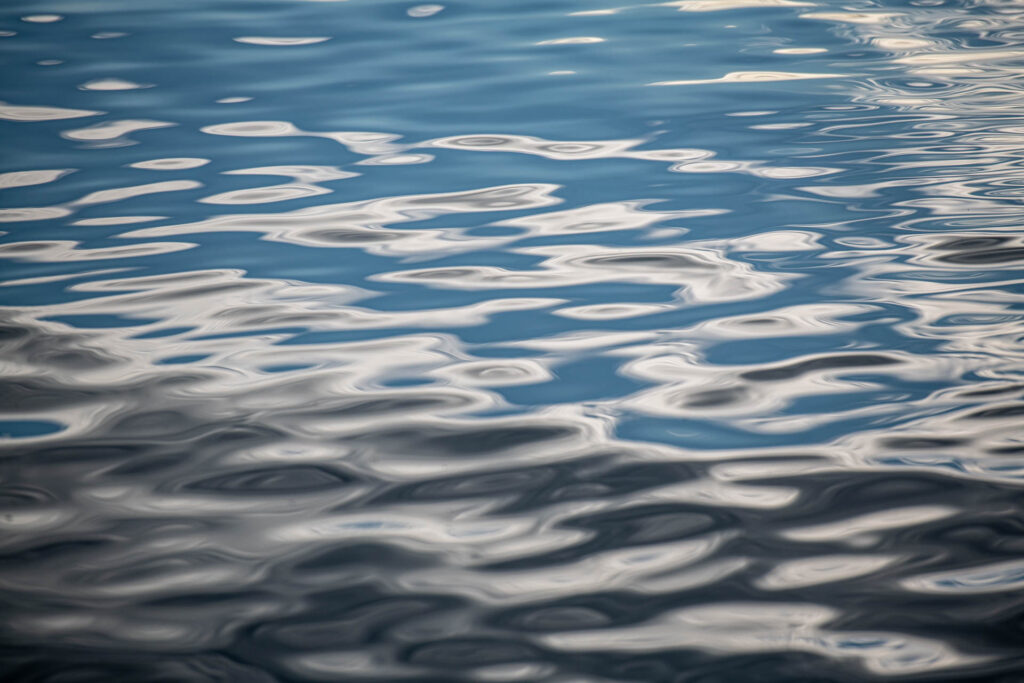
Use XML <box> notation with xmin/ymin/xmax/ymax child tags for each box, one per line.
<box><xmin>3</xmin><ymin>0</ymin><xmax>1024</xmax><ymax>680</ymax></box>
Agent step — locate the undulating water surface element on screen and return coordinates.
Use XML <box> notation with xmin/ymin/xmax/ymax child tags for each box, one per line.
<box><xmin>3</xmin><ymin>0</ymin><xmax>1024</xmax><ymax>680</ymax></box>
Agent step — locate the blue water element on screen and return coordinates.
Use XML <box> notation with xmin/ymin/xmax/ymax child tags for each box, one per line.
<box><xmin>3</xmin><ymin>0</ymin><xmax>1024</xmax><ymax>680</ymax></box>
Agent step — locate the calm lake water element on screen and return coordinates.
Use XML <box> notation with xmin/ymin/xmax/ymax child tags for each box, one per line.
<box><xmin>2</xmin><ymin>0</ymin><xmax>1024</xmax><ymax>680</ymax></box>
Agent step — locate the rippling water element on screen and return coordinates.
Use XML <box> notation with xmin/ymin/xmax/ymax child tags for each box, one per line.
<box><xmin>3</xmin><ymin>0</ymin><xmax>1024</xmax><ymax>680</ymax></box>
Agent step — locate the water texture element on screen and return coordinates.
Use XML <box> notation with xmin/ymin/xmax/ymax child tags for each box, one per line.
<box><xmin>2</xmin><ymin>0</ymin><xmax>1024</xmax><ymax>680</ymax></box>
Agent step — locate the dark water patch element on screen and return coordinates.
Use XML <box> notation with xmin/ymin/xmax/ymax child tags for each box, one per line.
<box><xmin>404</xmin><ymin>638</ymin><xmax>541</xmax><ymax>669</ymax></box>
<box><xmin>931</xmin><ymin>236</ymin><xmax>1024</xmax><ymax>265</ymax></box>
<box><xmin>144</xmin><ymin>589</ymin><xmax>279</xmax><ymax>609</ymax></box>
<box><xmin>679</xmin><ymin>386</ymin><xmax>750</xmax><ymax>409</ymax></box>
<box><xmin>352</xmin><ymin>422</ymin><xmax>581</xmax><ymax>458</ymax></box>
<box><xmin>108</xmin><ymin>409</ymin><xmax>202</xmax><ymax>437</ymax></box>
<box><xmin>184</xmin><ymin>465</ymin><xmax>352</xmax><ymax>495</ymax></box>
<box><xmin>0</xmin><ymin>485</ymin><xmax>55</xmax><ymax>507</ymax></box>
<box><xmin>0</xmin><ymin>538</ymin><xmax>114</xmax><ymax>566</ymax></box>
<box><xmin>881</xmin><ymin>436</ymin><xmax>969</xmax><ymax>449</ymax></box>
<box><xmin>576</xmin><ymin>253</ymin><xmax>717</xmax><ymax>270</ymax></box>
<box><xmin>130</xmin><ymin>326</ymin><xmax>196</xmax><ymax>339</ymax></box>
<box><xmin>292</xmin><ymin>543</ymin><xmax>440</xmax><ymax>577</ymax></box>
<box><xmin>563</xmin><ymin>505</ymin><xmax>720</xmax><ymax>546</ymax></box>
<box><xmin>377</xmin><ymin>466</ymin><xmax>559</xmax><ymax>504</ymax></box>
<box><xmin>19</xmin><ymin>444</ymin><xmax>145</xmax><ymax>466</ymax></box>
<box><xmin>740</xmin><ymin>354</ymin><xmax>901</xmax><ymax>382</ymax></box>
<box><xmin>324</xmin><ymin>394</ymin><xmax>474</xmax><ymax>418</ymax></box>
<box><xmin>962</xmin><ymin>403</ymin><xmax>1024</xmax><ymax>420</ymax></box>
<box><xmin>0</xmin><ymin>377</ymin><xmax>102</xmax><ymax>412</ymax></box>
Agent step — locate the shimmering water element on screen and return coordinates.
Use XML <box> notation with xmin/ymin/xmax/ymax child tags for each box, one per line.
<box><xmin>3</xmin><ymin>0</ymin><xmax>1024</xmax><ymax>680</ymax></box>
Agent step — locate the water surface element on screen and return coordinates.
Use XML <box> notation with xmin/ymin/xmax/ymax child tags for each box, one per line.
<box><xmin>2</xmin><ymin>0</ymin><xmax>1024</xmax><ymax>680</ymax></box>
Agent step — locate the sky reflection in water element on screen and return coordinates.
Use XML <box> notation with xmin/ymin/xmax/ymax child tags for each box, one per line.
<box><xmin>2</xmin><ymin>0</ymin><xmax>1024</xmax><ymax>680</ymax></box>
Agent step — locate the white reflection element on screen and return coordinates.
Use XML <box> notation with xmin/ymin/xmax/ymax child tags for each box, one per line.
<box><xmin>408</xmin><ymin>4</ymin><xmax>444</xmax><ymax>17</ymax></box>
<box><xmin>201</xmin><ymin>120</ymin><xmax>405</xmax><ymax>156</ymax></box>
<box><xmin>62</xmin><ymin>119</ymin><xmax>175</xmax><ymax>142</ymax></box>
<box><xmin>553</xmin><ymin>302</ymin><xmax>674</xmax><ymax>320</ymax></box>
<box><xmin>130</xmin><ymin>158</ymin><xmax>210</xmax><ymax>170</ymax></box>
<box><xmin>123</xmin><ymin>182</ymin><xmax>562</xmax><ymax>256</ymax></box>
<box><xmin>0</xmin><ymin>169</ymin><xmax>73</xmax><ymax>189</ymax></box>
<box><xmin>73</xmin><ymin>216</ymin><xmax>167</xmax><ymax>226</ymax></box>
<box><xmin>0</xmin><ymin>240</ymin><xmax>192</xmax><ymax>262</ymax></box>
<box><xmin>233</xmin><ymin>36</ymin><xmax>331</xmax><ymax>45</ymax></box>
<box><xmin>800</xmin><ymin>11</ymin><xmax>903</xmax><ymax>24</ymax></box>
<box><xmin>535</xmin><ymin>37</ymin><xmax>606</xmax><ymax>45</ymax></box>
<box><xmin>665</xmin><ymin>0</ymin><xmax>813</xmax><ymax>10</ymax></box>
<box><xmin>379</xmin><ymin>242</ymin><xmax>791</xmax><ymax>305</ymax></box>
<box><xmin>430</xmin><ymin>359</ymin><xmax>553</xmax><ymax>386</ymax></box>
<box><xmin>903</xmin><ymin>559</ymin><xmax>1024</xmax><ymax>595</ymax></box>
<box><xmin>541</xmin><ymin>602</ymin><xmax>985</xmax><ymax>674</ymax></box>
<box><xmin>0</xmin><ymin>103</ymin><xmax>101</xmax><ymax>121</ymax></box>
<box><xmin>199</xmin><ymin>184</ymin><xmax>329</xmax><ymax>205</ymax></box>
<box><xmin>774</xmin><ymin>47</ymin><xmax>827</xmax><ymax>54</ymax></box>
<box><xmin>74</xmin><ymin>180</ymin><xmax>201</xmax><ymax>206</ymax></box>
<box><xmin>224</xmin><ymin>165</ymin><xmax>357</xmax><ymax>183</ymax></box>
<box><xmin>781</xmin><ymin>506</ymin><xmax>958</xmax><ymax>543</ymax></box>
<box><xmin>632</xmin><ymin>479</ymin><xmax>800</xmax><ymax>509</ymax></box>
<box><xmin>400</xmin><ymin>534</ymin><xmax>731</xmax><ymax>604</ymax></box>
<box><xmin>0</xmin><ymin>206</ymin><xmax>71</xmax><ymax>222</ymax></box>
<box><xmin>79</xmin><ymin>79</ymin><xmax>152</xmax><ymax>91</ymax></box>
<box><xmin>651</xmin><ymin>71</ymin><xmax>846</xmax><ymax>86</ymax></box>
<box><xmin>756</xmin><ymin>554</ymin><xmax>899</xmax><ymax>589</ymax></box>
